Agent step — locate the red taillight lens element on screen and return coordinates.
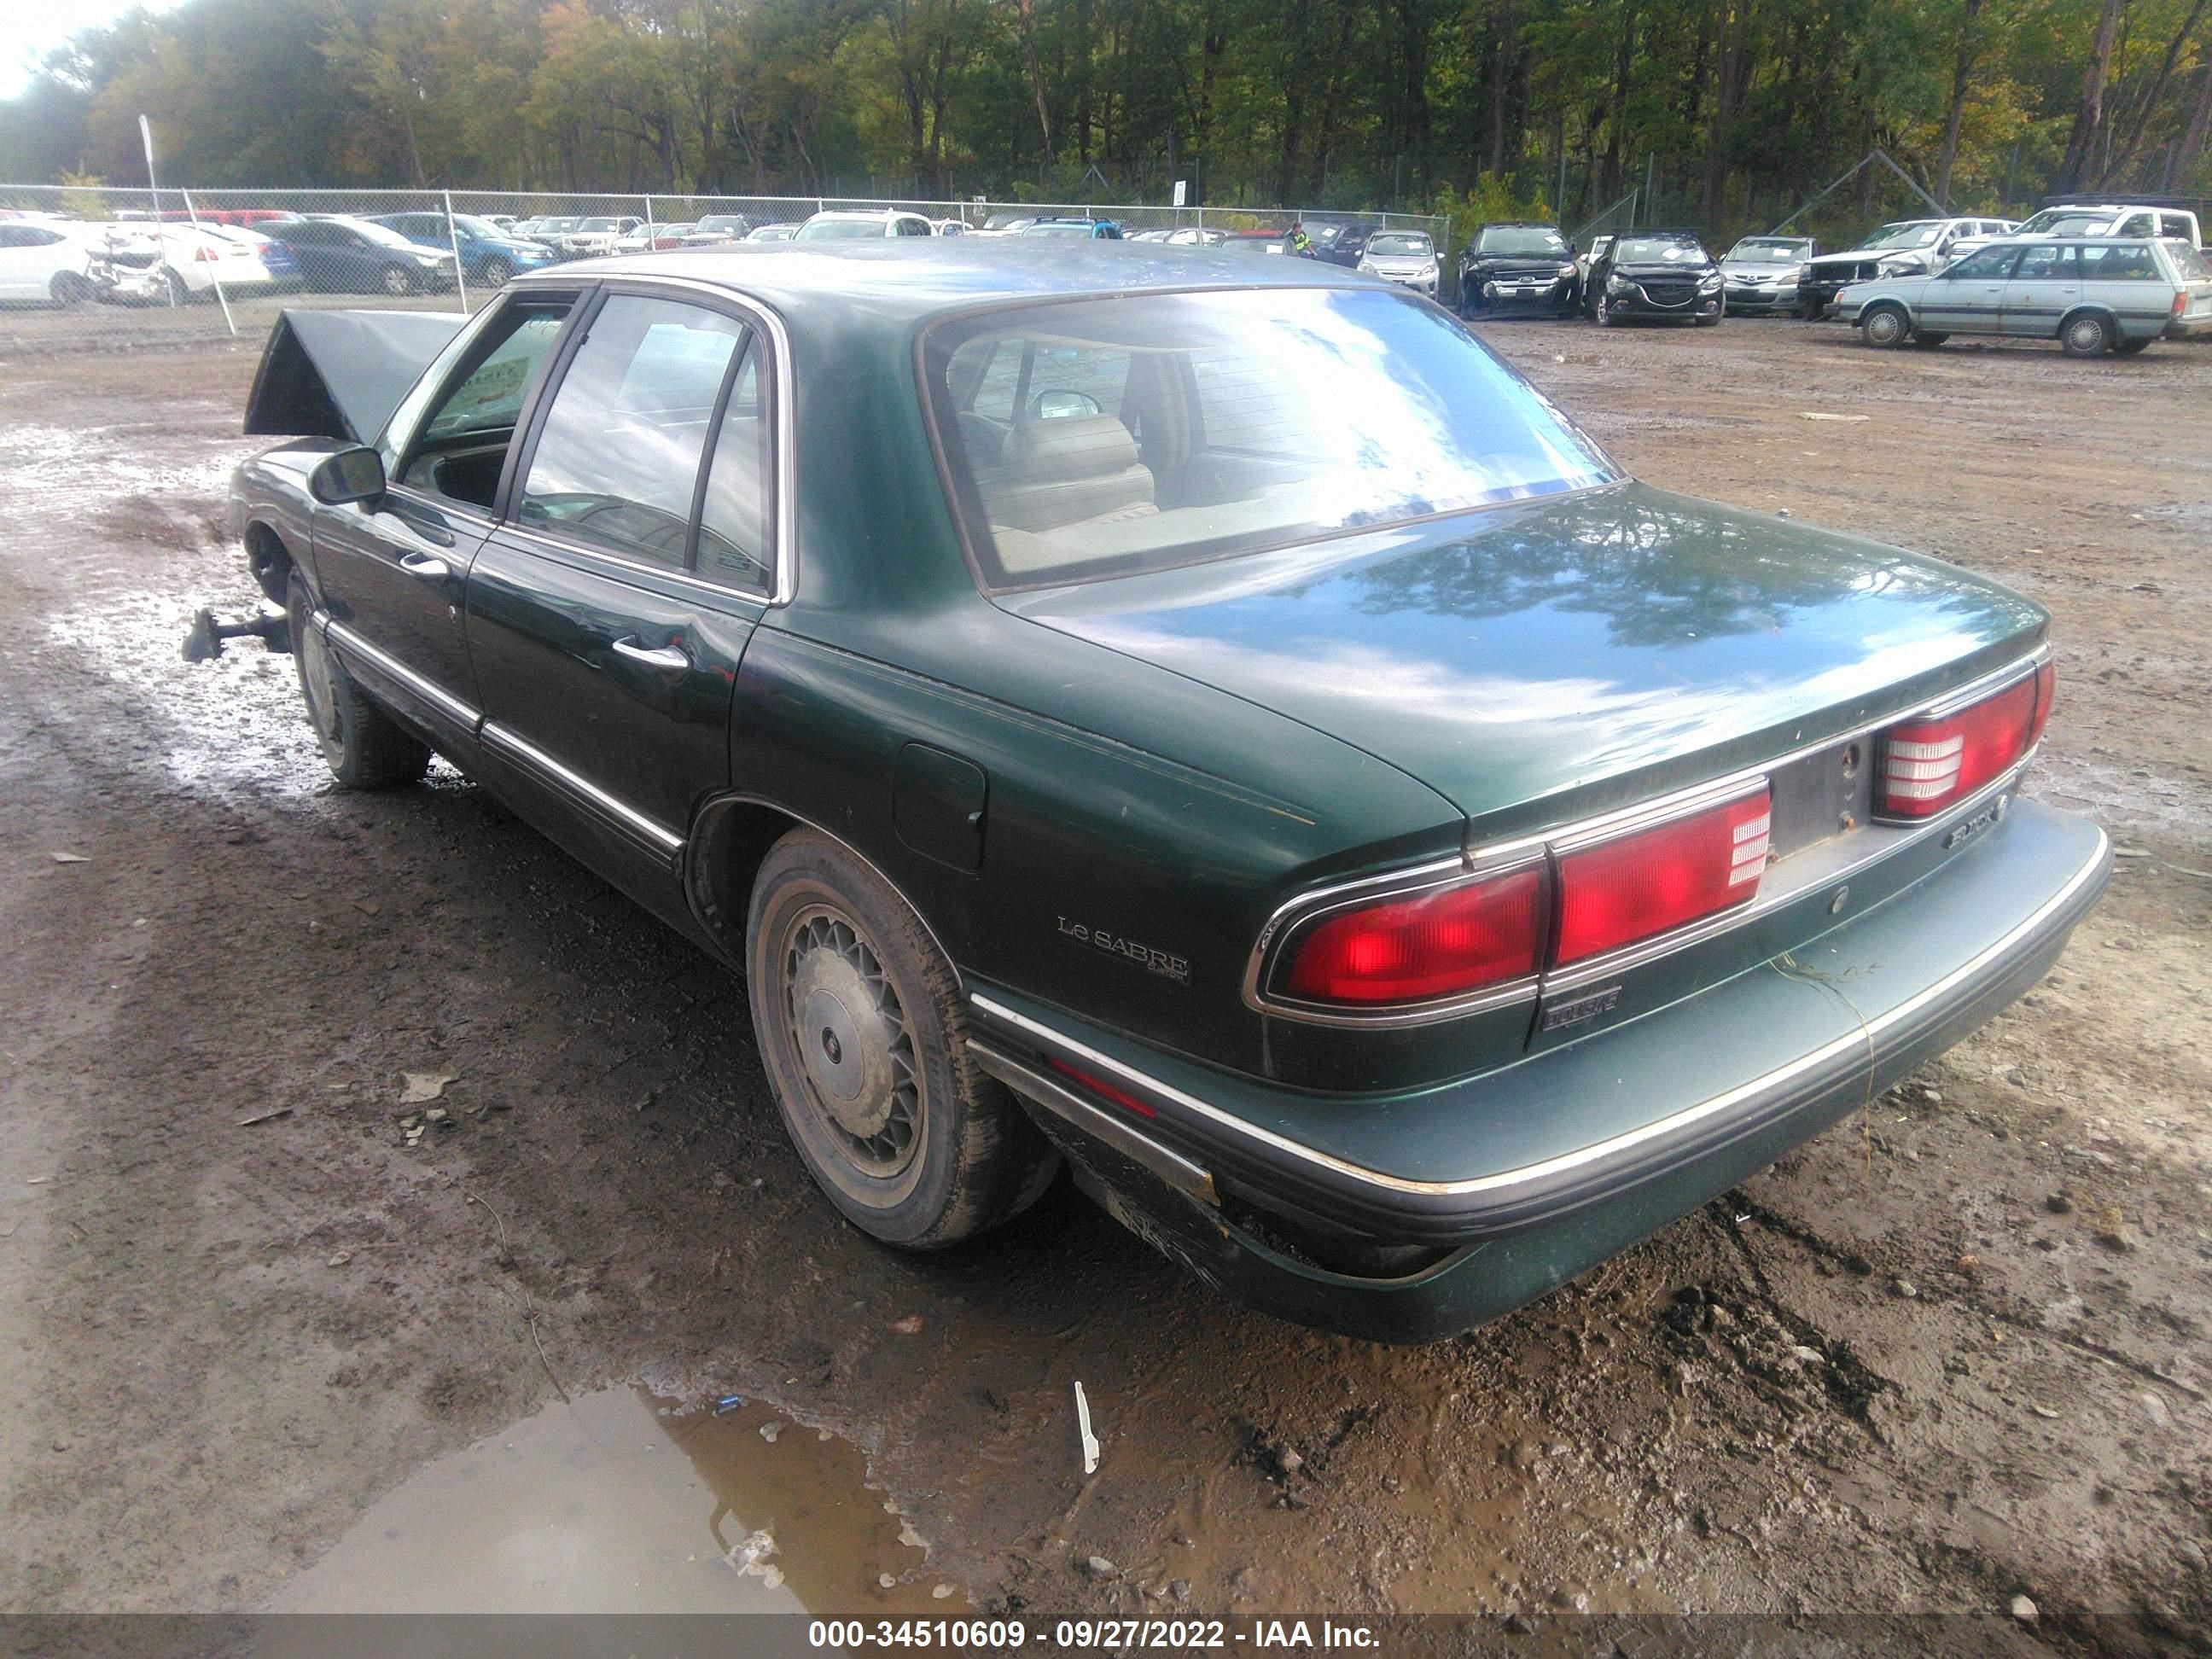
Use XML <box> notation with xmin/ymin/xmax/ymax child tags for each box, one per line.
<box><xmin>1877</xmin><ymin>668</ymin><xmax>2046</xmax><ymax>819</ymax></box>
<box><xmin>1044</xmin><ymin>1056</ymin><xmax>1155</xmax><ymax>1118</ymax></box>
<box><xmin>1555</xmin><ymin>790</ymin><xmax>1770</xmax><ymax>966</ymax></box>
<box><xmin>1282</xmin><ymin>865</ymin><xmax>1547</xmax><ymax>1004</ymax></box>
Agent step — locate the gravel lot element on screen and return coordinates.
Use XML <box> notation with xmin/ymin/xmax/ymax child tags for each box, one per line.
<box><xmin>0</xmin><ymin>315</ymin><xmax>2206</xmax><ymax>1648</ymax></box>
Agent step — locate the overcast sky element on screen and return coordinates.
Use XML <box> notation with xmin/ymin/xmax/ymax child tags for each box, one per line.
<box><xmin>3</xmin><ymin>0</ymin><xmax>180</xmax><ymax>101</ymax></box>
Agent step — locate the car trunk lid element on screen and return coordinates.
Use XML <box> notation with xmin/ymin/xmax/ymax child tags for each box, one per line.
<box><xmin>998</xmin><ymin>480</ymin><xmax>2046</xmax><ymax>839</ymax></box>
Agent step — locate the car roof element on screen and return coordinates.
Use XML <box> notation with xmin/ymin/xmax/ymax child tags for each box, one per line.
<box><xmin>520</xmin><ymin>239</ymin><xmax>1381</xmax><ymax>328</ymax></box>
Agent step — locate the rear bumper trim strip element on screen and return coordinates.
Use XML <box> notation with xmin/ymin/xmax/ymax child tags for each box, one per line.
<box><xmin>970</xmin><ymin>824</ymin><xmax>2108</xmax><ymax>1203</ymax></box>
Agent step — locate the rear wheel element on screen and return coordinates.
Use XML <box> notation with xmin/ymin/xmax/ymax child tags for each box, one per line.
<box><xmin>380</xmin><ymin>263</ymin><xmax>415</xmax><ymax>297</ymax></box>
<box><xmin>2059</xmin><ymin>311</ymin><xmax>2112</xmax><ymax>357</ymax></box>
<box><xmin>2112</xmin><ymin>336</ymin><xmax>2151</xmax><ymax>357</ymax></box>
<box><xmin>49</xmin><ymin>271</ymin><xmax>93</xmax><ymax>309</ymax></box>
<box><xmin>1860</xmin><ymin>304</ymin><xmax>1911</xmax><ymax>348</ymax></box>
<box><xmin>1911</xmin><ymin>332</ymin><xmax>1949</xmax><ymax>347</ymax></box>
<box><xmin>160</xmin><ymin>268</ymin><xmax>190</xmax><ymax>306</ymax></box>
<box><xmin>746</xmin><ymin>830</ymin><xmax>1058</xmax><ymax>1249</ymax></box>
<box><xmin>286</xmin><ymin>576</ymin><xmax>431</xmax><ymax>789</ymax></box>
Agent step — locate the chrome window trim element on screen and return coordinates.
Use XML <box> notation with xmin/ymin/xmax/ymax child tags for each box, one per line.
<box><xmin>325</xmin><ymin>619</ymin><xmax>480</xmax><ymax>731</ymax></box>
<box><xmin>974</xmin><ymin>827</ymin><xmax>2107</xmax><ymax>1202</ymax></box>
<box><xmin>383</xmin><ymin>482</ymin><xmax>494</xmax><ymax>535</ymax></box>
<box><xmin>1243</xmin><ymin>643</ymin><xmax>2051</xmax><ymax>1027</ymax></box>
<box><xmin>480</xmin><ymin>721</ymin><xmax>684</xmax><ymax>857</ymax></box>
<box><xmin>497</xmin><ymin>521</ymin><xmax>772</xmax><ymax>612</ymax></box>
<box><xmin>511</xmin><ymin>270</ymin><xmax>798</xmax><ymax>606</ymax></box>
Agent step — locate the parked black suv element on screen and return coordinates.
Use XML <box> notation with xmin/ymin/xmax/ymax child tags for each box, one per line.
<box><xmin>1585</xmin><ymin>230</ymin><xmax>1724</xmax><ymax>325</ymax></box>
<box><xmin>1458</xmin><ymin>222</ymin><xmax>1580</xmax><ymax>317</ymax></box>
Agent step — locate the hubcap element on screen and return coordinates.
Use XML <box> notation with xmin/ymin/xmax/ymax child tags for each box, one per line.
<box><xmin>781</xmin><ymin>907</ymin><xmax>921</xmax><ymax>1176</ymax></box>
<box><xmin>2069</xmin><ymin>321</ymin><xmax>2099</xmax><ymax>351</ymax></box>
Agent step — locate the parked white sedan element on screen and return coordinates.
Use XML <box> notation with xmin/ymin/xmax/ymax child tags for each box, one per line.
<box><xmin>0</xmin><ymin>219</ymin><xmax>101</xmax><ymax>306</ymax></box>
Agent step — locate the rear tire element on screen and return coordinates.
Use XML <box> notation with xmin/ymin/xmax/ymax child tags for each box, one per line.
<box><xmin>747</xmin><ymin>830</ymin><xmax>1059</xmax><ymax>1249</ymax></box>
<box><xmin>49</xmin><ymin>271</ymin><xmax>93</xmax><ymax>309</ymax></box>
<box><xmin>2111</xmin><ymin>336</ymin><xmax>2151</xmax><ymax>357</ymax></box>
<box><xmin>2059</xmin><ymin>311</ymin><xmax>2112</xmax><ymax>357</ymax></box>
<box><xmin>1911</xmin><ymin>332</ymin><xmax>1949</xmax><ymax>347</ymax></box>
<box><xmin>286</xmin><ymin>576</ymin><xmax>431</xmax><ymax>789</ymax></box>
<box><xmin>1860</xmin><ymin>304</ymin><xmax>1911</xmax><ymax>348</ymax></box>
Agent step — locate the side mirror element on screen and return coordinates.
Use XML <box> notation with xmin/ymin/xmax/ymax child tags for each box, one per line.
<box><xmin>310</xmin><ymin>445</ymin><xmax>386</xmax><ymax>506</ymax></box>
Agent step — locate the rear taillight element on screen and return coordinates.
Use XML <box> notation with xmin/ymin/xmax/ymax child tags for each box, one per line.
<box><xmin>1554</xmin><ymin>789</ymin><xmax>1770</xmax><ymax>966</ymax></box>
<box><xmin>1281</xmin><ymin>864</ymin><xmax>1548</xmax><ymax>1005</ymax></box>
<box><xmin>1877</xmin><ymin>666</ymin><xmax>2048</xmax><ymax>819</ymax></box>
<box><xmin>2174</xmin><ymin>290</ymin><xmax>2188</xmax><ymax>317</ymax></box>
<box><xmin>194</xmin><ymin>247</ymin><xmax>220</xmax><ymax>261</ymax></box>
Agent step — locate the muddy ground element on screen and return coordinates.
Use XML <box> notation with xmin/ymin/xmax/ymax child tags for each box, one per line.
<box><xmin>0</xmin><ymin>318</ymin><xmax>2206</xmax><ymax>1648</ymax></box>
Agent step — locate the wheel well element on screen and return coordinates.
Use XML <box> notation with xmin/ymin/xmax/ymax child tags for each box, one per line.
<box><xmin>244</xmin><ymin>521</ymin><xmax>294</xmax><ymax>605</ymax></box>
<box><xmin>684</xmin><ymin>798</ymin><xmax>804</xmax><ymax>966</ymax></box>
<box><xmin>2058</xmin><ymin>305</ymin><xmax>2116</xmax><ymax>337</ymax></box>
<box><xmin>1860</xmin><ymin>300</ymin><xmax>1908</xmax><ymax>323</ymax></box>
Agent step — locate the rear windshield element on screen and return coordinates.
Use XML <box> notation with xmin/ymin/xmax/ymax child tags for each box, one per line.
<box><xmin>1726</xmin><ymin>238</ymin><xmax>1807</xmax><ymax>264</ymax></box>
<box><xmin>1613</xmin><ymin>236</ymin><xmax>1708</xmax><ymax>263</ymax></box>
<box><xmin>796</xmin><ymin>218</ymin><xmax>888</xmax><ymax>241</ymax></box>
<box><xmin>2170</xmin><ymin>242</ymin><xmax>2212</xmax><ymax>281</ymax></box>
<box><xmin>1477</xmin><ymin>226</ymin><xmax>1568</xmax><ymax>256</ymax></box>
<box><xmin>924</xmin><ymin>288</ymin><xmax>1618</xmax><ymax>591</ymax></box>
<box><xmin>1860</xmin><ymin>222</ymin><xmax>1943</xmax><ymax>250</ymax></box>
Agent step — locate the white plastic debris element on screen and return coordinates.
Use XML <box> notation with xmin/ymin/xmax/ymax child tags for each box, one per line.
<box><xmin>400</xmin><ymin>1070</ymin><xmax>460</xmax><ymax>1103</ymax></box>
<box><xmin>1074</xmin><ymin>1380</ymin><xmax>1100</xmax><ymax>1476</ymax></box>
<box><xmin>725</xmin><ymin>1528</ymin><xmax>777</xmax><ymax>1579</ymax></box>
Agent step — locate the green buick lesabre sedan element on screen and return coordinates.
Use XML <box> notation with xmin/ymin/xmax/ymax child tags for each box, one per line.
<box><xmin>218</xmin><ymin>243</ymin><xmax>2109</xmax><ymax>1342</ymax></box>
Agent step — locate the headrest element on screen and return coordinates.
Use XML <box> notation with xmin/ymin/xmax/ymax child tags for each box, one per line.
<box><xmin>1002</xmin><ymin>415</ymin><xmax>1139</xmax><ymax>481</ymax></box>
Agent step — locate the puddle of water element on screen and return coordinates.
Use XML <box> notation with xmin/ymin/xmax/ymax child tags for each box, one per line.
<box><xmin>275</xmin><ymin>1386</ymin><xmax>957</xmax><ymax>1615</ymax></box>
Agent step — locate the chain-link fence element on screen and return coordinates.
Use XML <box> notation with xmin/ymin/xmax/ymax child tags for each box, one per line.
<box><xmin>0</xmin><ymin>182</ymin><xmax>1448</xmax><ymax>355</ymax></box>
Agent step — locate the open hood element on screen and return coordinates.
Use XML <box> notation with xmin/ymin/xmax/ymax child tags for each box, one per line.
<box><xmin>243</xmin><ymin>308</ymin><xmax>469</xmax><ymax>444</ymax></box>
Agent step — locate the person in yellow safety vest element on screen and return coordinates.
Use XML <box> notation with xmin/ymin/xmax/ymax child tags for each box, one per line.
<box><xmin>1287</xmin><ymin>223</ymin><xmax>1313</xmax><ymax>257</ymax></box>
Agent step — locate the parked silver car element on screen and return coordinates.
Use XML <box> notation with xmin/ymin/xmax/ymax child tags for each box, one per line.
<box><xmin>1718</xmin><ymin>234</ymin><xmax>1815</xmax><ymax>313</ymax></box>
<box><xmin>1840</xmin><ymin>235</ymin><xmax>2212</xmax><ymax>356</ymax></box>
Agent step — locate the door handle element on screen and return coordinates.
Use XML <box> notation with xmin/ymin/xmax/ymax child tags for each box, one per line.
<box><xmin>611</xmin><ymin>637</ymin><xmax>690</xmax><ymax>670</ymax></box>
<box><xmin>399</xmin><ymin>551</ymin><xmax>451</xmax><ymax>580</ymax></box>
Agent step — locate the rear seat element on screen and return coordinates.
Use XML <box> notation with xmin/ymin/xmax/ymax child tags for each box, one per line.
<box><xmin>976</xmin><ymin>415</ymin><xmax>1158</xmax><ymax>533</ymax></box>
